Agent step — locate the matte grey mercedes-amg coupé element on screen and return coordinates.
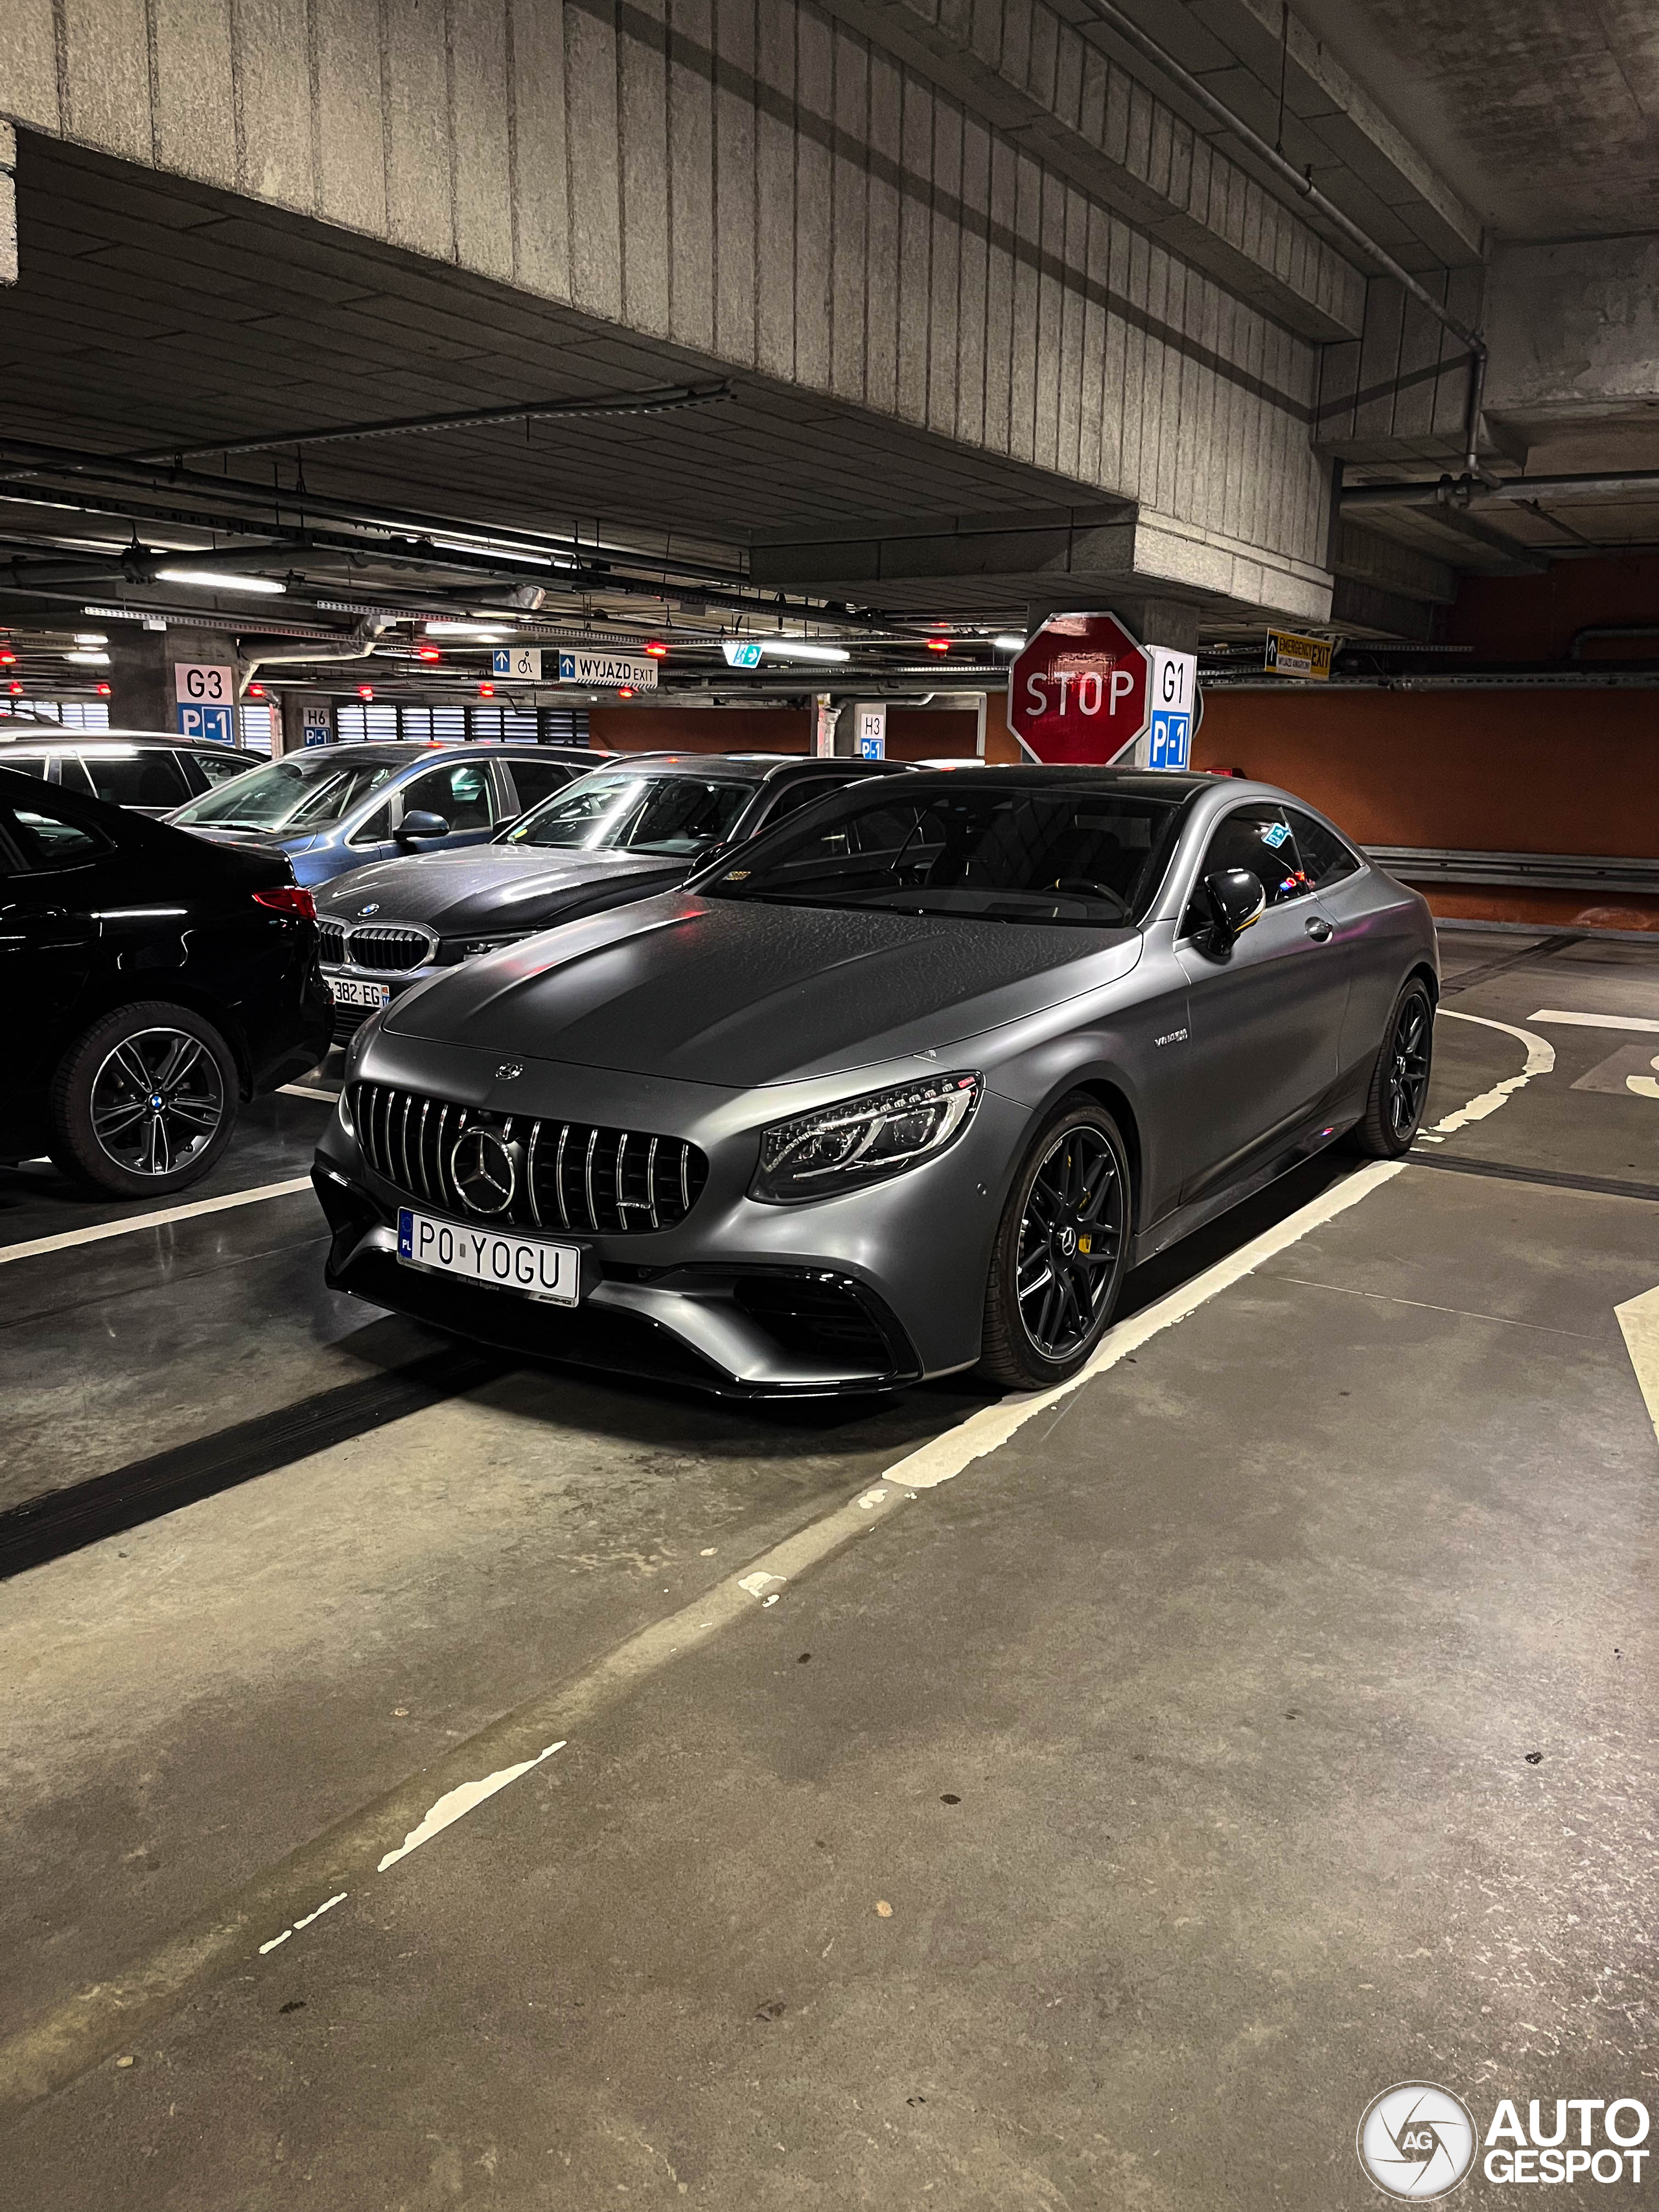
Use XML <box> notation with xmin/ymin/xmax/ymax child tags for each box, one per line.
<box><xmin>312</xmin><ymin>769</ymin><xmax>1437</xmax><ymax>1395</ymax></box>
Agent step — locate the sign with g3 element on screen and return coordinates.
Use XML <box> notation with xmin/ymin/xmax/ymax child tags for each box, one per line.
<box><xmin>174</xmin><ymin>663</ymin><xmax>235</xmax><ymax>705</ymax></box>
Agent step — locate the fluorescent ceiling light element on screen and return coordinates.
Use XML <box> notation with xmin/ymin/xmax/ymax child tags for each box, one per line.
<box><xmin>424</xmin><ymin>621</ymin><xmax>511</xmax><ymax>639</ymax></box>
<box><xmin>65</xmin><ymin>649</ymin><xmax>111</xmax><ymax>664</ymax></box>
<box><xmin>992</xmin><ymin>634</ymin><xmax>1024</xmax><ymax>652</ymax></box>
<box><xmin>73</xmin><ymin>632</ymin><xmax>108</xmax><ymax>644</ymax></box>
<box><xmin>155</xmin><ymin>568</ymin><xmax>287</xmax><ymax>594</ymax></box>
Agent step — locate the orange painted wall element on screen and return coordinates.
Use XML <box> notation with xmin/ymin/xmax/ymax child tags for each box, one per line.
<box><xmin>1450</xmin><ymin>553</ymin><xmax>1659</xmax><ymax>662</ymax></box>
<box><xmin>1194</xmin><ymin>686</ymin><xmax>1659</xmax><ymax>931</ymax></box>
<box><xmin>591</xmin><ymin>700</ymin><xmax>1027</xmax><ymax>762</ymax></box>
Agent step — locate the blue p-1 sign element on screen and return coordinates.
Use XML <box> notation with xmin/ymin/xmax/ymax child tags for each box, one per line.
<box><xmin>177</xmin><ymin>704</ymin><xmax>235</xmax><ymax>745</ymax></box>
<box><xmin>1148</xmin><ymin>708</ymin><xmax>1191</xmax><ymax>770</ymax></box>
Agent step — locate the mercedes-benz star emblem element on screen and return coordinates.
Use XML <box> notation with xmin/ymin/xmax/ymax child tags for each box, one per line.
<box><xmin>358</xmin><ymin>902</ymin><xmax>380</xmax><ymax>917</ymax></box>
<box><xmin>495</xmin><ymin>1062</ymin><xmax>524</xmax><ymax>1081</ymax></box>
<box><xmin>450</xmin><ymin>1127</ymin><xmax>518</xmax><ymax>1216</ymax></box>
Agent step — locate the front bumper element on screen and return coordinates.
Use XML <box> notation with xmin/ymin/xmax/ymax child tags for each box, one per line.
<box><xmin>312</xmin><ymin>1047</ymin><xmax>1027</xmax><ymax>1395</ymax></box>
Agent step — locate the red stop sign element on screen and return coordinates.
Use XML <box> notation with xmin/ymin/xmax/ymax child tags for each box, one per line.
<box><xmin>1008</xmin><ymin>611</ymin><xmax>1148</xmax><ymax>765</ymax></box>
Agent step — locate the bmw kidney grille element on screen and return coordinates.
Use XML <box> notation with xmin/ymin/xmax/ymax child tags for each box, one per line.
<box><xmin>353</xmin><ymin>1081</ymin><xmax>708</xmax><ymax>1233</ymax></box>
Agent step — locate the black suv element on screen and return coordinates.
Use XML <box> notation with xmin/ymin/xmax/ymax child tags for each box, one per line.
<box><xmin>0</xmin><ymin>768</ymin><xmax>331</xmax><ymax>1195</ymax></box>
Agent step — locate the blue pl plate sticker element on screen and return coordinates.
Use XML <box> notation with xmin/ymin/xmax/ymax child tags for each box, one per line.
<box><xmin>398</xmin><ymin>1209</ymin><xmax>413</xmax><ymax>1257</ymax></box>
<box><xmin>1260</xmin><ymin>821</ymin><xmax>1291</xmax><ymax>847</ymax></box>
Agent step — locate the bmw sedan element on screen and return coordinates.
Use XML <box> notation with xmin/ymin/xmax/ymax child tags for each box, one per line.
<box><xmin>312</xmin><ymin>770</ymin><xmax>1437</xmax><ymax>1397</ymax></box>
<box><xmin>314</xmin><ymin>752</ymin><xmax>914</xmax><ymax>1044</ymax></box>
<box><xmin>168</xmin><ymin>741</ymin><xmax>603</xmax><ymax>888</ymax></box>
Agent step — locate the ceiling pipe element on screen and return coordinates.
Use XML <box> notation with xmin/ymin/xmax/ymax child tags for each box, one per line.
<box><xmin>236</xmin><ymin>614</ymin><xmax>396</xmax><ymax>698</ymax></box>
<box><xmin>1346</xmin><ymin>468</ymin><xmax>1659</xmax><ymax>510</ymax></box>
<box><xmin>1069</xmin><ymin>0</ymin><xmax>1487</xmax><ymax>473</ymax></box>
<box><xmin>116</xmin><ymin>382</ymin><xmax>734</xmax><ymax>465</ymax></box>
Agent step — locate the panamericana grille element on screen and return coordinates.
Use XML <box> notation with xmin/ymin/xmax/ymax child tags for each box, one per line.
<box><xmin>353</xmin><ymin>1082</ymin><xmax>708</xmax><ymax>1234</ymax></box>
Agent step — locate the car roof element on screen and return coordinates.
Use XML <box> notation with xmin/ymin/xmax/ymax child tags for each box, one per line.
<box><xmin>874</xmin><ymin>765</ymin><xmax>1219</xmax><ymax>798</ymax></box>
<box><xmin>0</xmin><ymin>728</ymin><xmax>219</xmax><ymax>751</ymax></box>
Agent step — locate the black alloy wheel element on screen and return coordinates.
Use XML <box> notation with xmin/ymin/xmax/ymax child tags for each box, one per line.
<box><xmin>1349</xmin><ymin>978</ymin><xmax>1435</xmax><ymax>1159</ymax></box>
<box><xmin>1386</xmin><ymin>990</ymin><xmax>1432</xmax><ymax>1141</ymax></box>
<box><xmin>49</xmin><ymin>1000</ymin><xmax>240</xmax><ymax>1197</ymax></box>
<box><xmin>979</xmin><ymin>1095</ymin><xmax>1132</xmax><ymax>1388</ymax></box>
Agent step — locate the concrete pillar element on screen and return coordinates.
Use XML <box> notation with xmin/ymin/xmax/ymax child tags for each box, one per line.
<box><xmin>1023</xmin><ymin>597</ymin><xmax>1203</xmax><ymax>653</ymax></box>
<box><xmin>1</xmin><ymin>124</ymin><xmax>16</xmax><ymax>286</ymax></box>
<box><xmin>106</xmin><ymin>625</ymin><xmax>241</xmax><ymax>737</ymax></box>
<box><xmin>277</xmin><ymin>691</ymin><xmax>333</xmax><ymax>757</ymax></box>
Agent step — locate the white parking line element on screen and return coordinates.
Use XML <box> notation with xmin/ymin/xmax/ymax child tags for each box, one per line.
<box><xmin>1529</xmin><ymin>1008</ymin><xmax>1659</xmax><ymax>1033</ymax></box>
<box><xmin>0</xmin><ymin>1177</ymin><xmax>316</xmax><ymax>1268</ymax></box>
<box><xmin>0</xmin><ymin>1040</ymin><xmax>1545</xmax><ymax>2118</ymax></box>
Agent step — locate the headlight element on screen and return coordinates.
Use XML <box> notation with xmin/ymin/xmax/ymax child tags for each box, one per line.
<box><xmin>336</xmin><ymin>1086</ymin><xmax>355</xmax><ymax>1138</ymax></box>
<box><xmin>752</xmin><ymin>1072</ymin><xmax>980</xmax><ymax>1205</ymax></box>
<box><xmin>441</xmin><ymin>935</ymin><xmax>529</xmax><ymax>962</ymax></box>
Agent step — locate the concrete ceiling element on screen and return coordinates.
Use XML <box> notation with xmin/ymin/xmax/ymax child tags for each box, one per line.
<box><xmin>1290</xmin><ymin>0</ymin><xmax>1659</xmax><ymax>241</ymax></box>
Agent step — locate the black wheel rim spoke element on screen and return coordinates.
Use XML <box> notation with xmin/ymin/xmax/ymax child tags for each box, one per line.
<box><xmin>1015</xmin><ymin>1122</ymin><xmax>1124</xmax><ymax>1362</ymax></box>
<box><xmin>1387</xmin><ymin>996</ymin><xmax>1431</xmax><ymax>1135</ymax></box>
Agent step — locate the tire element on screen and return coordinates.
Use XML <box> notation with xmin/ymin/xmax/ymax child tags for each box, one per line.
<box><xmin>48</xmin><ymin>1001</ymin><xmax>240</xmax><ymax>1196</ymax></box>
<box><xmin>1347</xmin><ymin>977</ymin><xmax>1434</xmax><ymax>1159</ymax></box>
<box><xmin>978</xmin><ymin>1094</ymin><xmax>1133</xmax><ymax>1390</ymax></box>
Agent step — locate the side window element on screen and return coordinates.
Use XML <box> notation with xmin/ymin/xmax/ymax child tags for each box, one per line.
<box><xmin>2</xmin><ymin>793</ymin><xmax>113</xmax><ymax>868</ymax></box>
<box><xmin>504</xmin><ymin>758</ymin><xmax>575</xmax><ymax>815</ymax></box>
<box><xmin>77</xmin><ymin>749</ymin><xmax>191</xmax><ymax>808</ymax></box>
<box><xmin>1285</xmin><ymin>806</ymin><xmax>1361</xmax><ymax>889</ymax></box>
<box><xmin>1183</xmin><ymin>806</ymin><xmax>1312</xmax><ymax>936</ymax></box>
<box><xmin>1</xmin><ymin>754</ymin><xmax>51</xmax><ymax>780</ymax></box>
<box><xmin>399</xmin><ymin>760</ymin><xmax>496</xmax><ymax>832</ymax></box>
<box><xmin>192</xmin><ymin>750</ymin><xmax>259</xmax><ymax>789</ymax></box>
<box><xmin>758</xmin><ymin>774</ymin><xmax>844</xmax><ymax>827</ymax></box>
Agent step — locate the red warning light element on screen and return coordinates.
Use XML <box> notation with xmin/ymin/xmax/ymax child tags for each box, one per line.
<box><xmin>0</xmin><ymin>650</ymin><xmax>14</xmax><ymax>666</ymax></box>
<box><xmin>644</xmin><ymin>641</ymin><xmax>668</xmax><ymax>658</ymax></box>
<box><xmin>927</xmin><ymin>636</ymin><xmax>950</xmax><ymax>653</ymax></box>
<box><xmin>7</xmin><ymin>682</ymin><xmax>21</xmax><ymax>695</ymax></box>
<box><xmin>358</xmin><ymin>684</ymin><xmax>373</xmax><ymax>699</ymax></box>
<box><xmin>479</xmin><ymin>682</ymin><xmax>495</xmax><ymax>697</ymax></box>
<box><xmin>417</xmin><ymin>645</ymin><xmax>442</xmax><ymax>662</ymax></box>
<box><xmin>96</xmin><ymin>682</ymin><xmax>111</xmax><ymax>696</ymax></box>
<box><xmin>618</xmin><ymin>686</ymin><xmax>635</xmax><ymax>699</ymax></box>
<box><xmin>248</xmin><ymin>683</ymin><xmax>266</xmax><ymax>698</ymax></box>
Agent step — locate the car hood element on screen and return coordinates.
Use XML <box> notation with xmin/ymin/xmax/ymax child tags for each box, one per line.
<box><xmin>385</xmin><ymin>892</ymin><xmax>1143</xmax><ymax>1084</ymax></box>
<box><xmin>319</xmin><ymin>844</ymin><xmax>688</xmax><ymax>933</ymax></box>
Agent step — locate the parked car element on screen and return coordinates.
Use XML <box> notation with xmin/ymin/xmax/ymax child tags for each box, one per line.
<box><xmin>313</xmin><ymin>752</ymin><xmax>917</xmax><ymax>1045</ymax></box>
<box><xmin>312</xmin><ymin>769</ymin><xmax>1437</xmax><ymax>1396</ymax></box>
<box><xmin>0</xmin><ymin>766</ymin><xmax>331</xmax><ymax>1196</ymax></box>
<box><xmin>167</xmin><ymin>741</ymin><xmax>606</xmax><ymax>889</ymax></box>
<box><xmin>0</xmin><ymin>730</ymin><xmax>262</xmax><ymax>812</ymax></box>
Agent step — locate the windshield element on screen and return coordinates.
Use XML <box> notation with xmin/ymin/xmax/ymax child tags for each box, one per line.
<box><xmin>700</xmin><ymin>783</ymin><xmax>1185</xmax><ymax>926</ymax></box>
<box><xmin>171</xmin><ymin>754</ymin><xmax>399</xmax><ymax>831</ymax></box>
<box><xmin>502</xmin><ymin>770</ymin><xmax>753</xmax><ymax>857</ymax></box>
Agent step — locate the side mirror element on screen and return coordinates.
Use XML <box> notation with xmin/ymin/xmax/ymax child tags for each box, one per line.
<box><xmin>1202</xmin><ymin>867</ymin><xmax>1266</xmax><ymax>948</ymax></box>
<box><xmin>395</xmin><ymin>809</ymin><xmax>450</xmax><ymax>846</ymax></box>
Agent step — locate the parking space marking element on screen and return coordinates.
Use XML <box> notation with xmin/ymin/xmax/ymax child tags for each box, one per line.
<box><xmin>1615</xmin><ymin>1286</ymin><xmax>1659</xmax><ymax>1449</ymax></box>
<box><xmin>1425</xmin><ymin>1009</ymin><xmax>1553</xmax><ymax>1136</ymax></box>
<box><xmin>377</xmin><ymin>1743</ymin><xmax>567</xmax><ymax>1874</ymax></box>
<box><xmin>1529</xmin><ymin>1009</ymin><xmax>1659</xmax><ymax>1033</ymax></box>
<box><xmin>0</xmin><ymin>1178</ymin><xmax>316</xmax><ymax>1268</ymax></box>
<box><xmin>0</xmin><ymin>1033</ymin><xmax>1556</xmax><ymax>2121</ymax></box>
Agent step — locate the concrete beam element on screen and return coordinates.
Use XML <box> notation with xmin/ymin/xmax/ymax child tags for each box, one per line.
<box><xmin>1485</xmin><ymin>235</ymin><xmax>1659</xmax><ymax>430</ymax></box>
<box><xmin>815</xmin><ymin>0</ymin><xmax>1367</xmax><ymax>341</ymax></box>
<box><xmin>1333</xmin><ymin>522</ymin><xmax>1456</xmax><ymax>609</ymax></box>
<box><xmin>0</xmin><ymin>122</ymin><xmax>15</xmax><ymax>285</ymax></box>
<box><xmin>752</xmin><ymin>504</ymin><xmax>1333</xmax><ymax>625</ymax></box>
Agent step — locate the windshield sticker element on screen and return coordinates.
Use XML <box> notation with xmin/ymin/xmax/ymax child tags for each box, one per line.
<box><xmin>1259</xmin><ymin>822</ymin><xmax>1291</xmax><ymax>848</ymax></box>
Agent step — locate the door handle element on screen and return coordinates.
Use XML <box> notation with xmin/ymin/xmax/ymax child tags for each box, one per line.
<box><xmin>1305</xmin><ymin>916</ymin><xmax>1333</xmax><ymax>942</ymax></box>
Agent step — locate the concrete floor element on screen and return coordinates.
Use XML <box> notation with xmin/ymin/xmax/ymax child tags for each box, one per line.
<box><xmin>1</xmin><ymin>927</ymin><xmax>1655</xmax><ymax>2209</ymax></box>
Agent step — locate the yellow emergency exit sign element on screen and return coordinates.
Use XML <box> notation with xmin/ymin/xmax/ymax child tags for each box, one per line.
<box><xmin>1264</xmin><ymin>629</ymin><xmax>1336</xmax><ymax>680</ymax></box>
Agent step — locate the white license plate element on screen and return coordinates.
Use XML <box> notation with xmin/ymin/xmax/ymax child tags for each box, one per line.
<box><xmin>329</xmin><ymin>976</ymin><xmax>390</xmax><ymax>1008</ymax></box>
<box><xmin>397</xmin><ymin>1209</ymin><xmax>581</xmax><ymax>1306</ymax></box>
